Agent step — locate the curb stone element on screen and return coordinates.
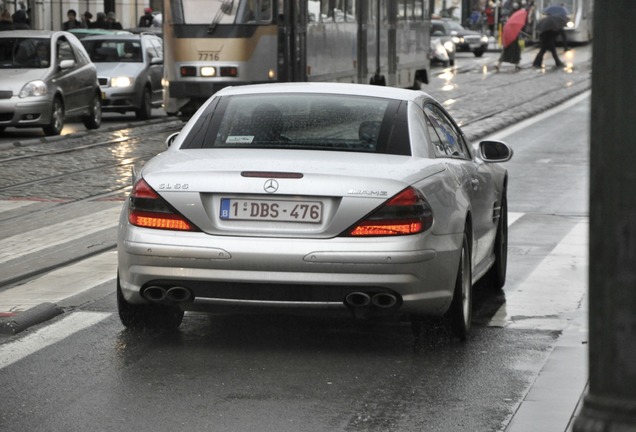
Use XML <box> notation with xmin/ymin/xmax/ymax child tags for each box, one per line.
<box><xmin>0</xmin><ymin>302</ymin><xmax>63</xmax><ymax>335</ymax></box>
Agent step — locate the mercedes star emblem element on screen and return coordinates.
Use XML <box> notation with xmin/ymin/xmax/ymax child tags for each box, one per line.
<box><xmin>263</xmin><ymin>179</ymin><xmax>279</xmax><ymax>193</ymax></box>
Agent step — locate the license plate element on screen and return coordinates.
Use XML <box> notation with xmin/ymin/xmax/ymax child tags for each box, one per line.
<box><xmin>220</xmin><ymin>198</ymin><xmax>323</xmax><ymax>223</ymax></box>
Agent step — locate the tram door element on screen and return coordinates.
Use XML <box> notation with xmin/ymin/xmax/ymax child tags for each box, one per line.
<box><xmin>278</xmin><ymin>0</ymin><xmax>308</xmax><ymax>82</ymax></box>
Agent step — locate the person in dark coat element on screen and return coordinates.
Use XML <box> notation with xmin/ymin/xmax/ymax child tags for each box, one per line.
<box><xmin>63</xmin><ymin>9</ymin><xmax>83</xmax><ymax>30</ymax></box>
<box><xmin>532</xmin><ymin>15</ymin><xmax>566</xmax><ymax>68</ymax></box>
<box><xmin>89</xmin><ymin>12</ymin><xmax>108</xmax><ymax>29</ymax></box>
<box><xmin>106</xmin><ymin>12</ymin><xmax>123</xmax><ymax>29</ymax></box>
<box><xmin>12</xmin><ymin>9</ymin><xmax>30</xmax><ymax>29</ymax></box>
<box><xmin>138</xmin><ymin>7</ymin><xmax>154</xmax><ymax>27</ymax></box>
<box><xmin>82</xmin><ymin>11</ymin><xmax>93</xmax><ymax>28</ymax></box>
<box><xmin>0</xmin><ymin>10</ymin><xmax>14</xmax><ymax>30</ymax></box>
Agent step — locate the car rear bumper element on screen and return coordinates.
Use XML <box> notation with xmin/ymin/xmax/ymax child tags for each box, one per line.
<box><xmin>117</xmin><ymin>221</ymin><xmax>463</xmax><ymax>318</ymax></box>
<box><xmin>0</xmin><ymin>96</ymin><xmax>52</xmax><ymax>127</ymax></box>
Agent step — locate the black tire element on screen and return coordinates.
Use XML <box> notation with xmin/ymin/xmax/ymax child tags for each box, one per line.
<box><xmin>82</xmin><ymin>92</ymin><xmax>102</xmax><ymax>130</ymax></box>
<box><xmin>135</xmin><ymin>87</ymin><xmax>152</xmax><ymax>120</ymax></box>
<box><xmin>43</xmin><ymin>97</ymin><xmax>64</xmax><ymax>136</ymax></box>
<box><xmin>117</xmin><ymin>276</ymin><xmax>184</xmax><ymax>330</ymax></box>
<box><xmin>484</xmin><ymin>192</ymin><xmax>508</xmax><ymax>290</ymax></box>
<box><xmin>446</xmin><ymin>232</ymin><xmax>472</xmax><ymax>340</ymax></box>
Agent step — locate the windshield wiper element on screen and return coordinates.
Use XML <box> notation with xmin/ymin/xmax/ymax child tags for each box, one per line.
<box><xmin>208</xmin><ymin>0</ymin><xmax>234</xmax><ymax>33</ymax></box>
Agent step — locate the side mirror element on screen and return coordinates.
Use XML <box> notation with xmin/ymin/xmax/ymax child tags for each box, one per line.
<box><xmin>59</xmin><ymin>59</ymin><xmax>75</xmax><ymax>70</ymax></box>
<box><xmin>166</xmin><ymin>132</ymin><xmax>179</xmax><ymax>148</ymax></box>
<box><xmin>478</xmin><ymin>140</ymin><xmax>513</xmax><ymax>162</ymax></box>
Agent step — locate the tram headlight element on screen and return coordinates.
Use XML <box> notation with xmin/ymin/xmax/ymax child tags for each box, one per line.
<box><xmin>200</xmin><ymin>67</ymin><xmax>217</xmax><ymax>77</ymax></box>
<box><xmin>111</xmin><ymin>76</ymin><xmax>134</xmax><ymax>87</ymax></box>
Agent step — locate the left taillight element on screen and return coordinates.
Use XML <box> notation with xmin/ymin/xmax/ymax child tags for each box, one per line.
<box><xmin>128</xmin><ymin>179</ymin><xmax>199</xmax><ymax>231</ymax></box>
<box><xmin>343</xmin><ymin>187</ymin><xmax>433</xmax><ymax>237</ymax></box>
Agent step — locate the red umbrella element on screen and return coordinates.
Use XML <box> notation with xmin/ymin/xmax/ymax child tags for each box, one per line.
<box><xmin>502</xmin><ymin>9</ymin><xmax>528</xmax><ymax>48</ymax></box>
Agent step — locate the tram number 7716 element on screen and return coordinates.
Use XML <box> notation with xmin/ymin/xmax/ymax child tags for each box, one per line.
<box><xmin>199</xmin><ymin>52</ymin><xmax>221</xmax><ymax>61</ymax></box>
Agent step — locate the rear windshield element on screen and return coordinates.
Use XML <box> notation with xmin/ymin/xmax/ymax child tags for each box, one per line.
<box><xmin>81</xmin><ymin>39</ymin><xmax>142</xmax><ymax>62</ymax></box>
<box><xmin>182</xmin><ymin>93</ymin><xmax>411</xmax><ymax>155</ymax></box>
<box><xmin>0</xmin><ymin>37</ymin><xmax>50</xmax><ymax>69</ymax></box>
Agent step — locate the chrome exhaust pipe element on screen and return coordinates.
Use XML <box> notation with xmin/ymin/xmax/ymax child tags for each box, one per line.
<box><xmin>371</xmin><ymin>293</ymin><xmax>398</xmax><ymax>308</ymax></box>
<box><xmin>344</xmin><ymin>292</ymin><xmax>371</xmax><ymax>307</ymax></box>
<box><xmin>143</xmin><ymin>286</ymin><xmax>167</xmax><ymax>302</ymax></box>
<box><xmin>166</xmin><ymin>286</ymin><xmax>192</xmax><ymax>303</ymax></box>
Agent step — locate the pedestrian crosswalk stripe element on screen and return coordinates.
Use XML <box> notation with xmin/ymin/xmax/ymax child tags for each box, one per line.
<box><xmin>0</xmin><ymin>204</ymin><xmax>121</xmax><ymax>264</ymax></box>
<box><xmin>0</xmin><ymin>251</ymin><xmax>117</xmax><ymax>312</ymax></box>
<box><xmin>0</xmin><ymin>311</ymin><xmax>111</xmax><ymax>370</ymax></box>
<box><xmin>489</xmin><ymin>220</ymin><xmax>588</xmax><ymax>331</ymax></box>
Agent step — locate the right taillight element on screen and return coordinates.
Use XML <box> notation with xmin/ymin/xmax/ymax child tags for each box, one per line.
<box><xmin>343</xmin><ymin>187</ymin><xmax>433</xmax><ymax>237</ymax></box>
<box><xmin>128</xmin><ymin>179</ymin><xmax>199</xmax><ymax>231</ymax></box>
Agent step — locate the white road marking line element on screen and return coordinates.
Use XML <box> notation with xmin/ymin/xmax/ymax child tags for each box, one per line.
<box><xmin>0</xmin><ymin>205</ymin><xmax>121</xmax><ymax>264</ymax></box>
<box><xmin>0</xmin><ymin>311</ymin><xmax>111</xmax><ymax>369</ymax></box>
<box><xmin>508</xmin><ymin>212</ymin><xmax>523</xmax><ymax>226</ymax></box>
<box><xmin>489</xmin><ymin>220</ymin><xmax>588</xmax><ymax>330</ymax></box>
<box><xmin>0</xmin><ymin>251</ymin><xmax>117</xmax><ymax>312</ymax></box>
<box><xmin>0</xmin><ymin>200</ymin><xmax>36</xmax><ymax>212</ymax></box>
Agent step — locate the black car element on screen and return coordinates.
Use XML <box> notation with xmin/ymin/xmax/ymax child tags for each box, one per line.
<box><xmin>431</xmin><ymin>19</ymin><xmax>489</xmax><ymax>57</ymax></box>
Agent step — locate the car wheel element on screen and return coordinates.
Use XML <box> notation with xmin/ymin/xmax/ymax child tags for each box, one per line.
<box><xmin>135</xmin><ymin>87</ymin><xmax>152</xmax><ymax>120</ymax></box>
<box><xmin>484</xmin><ymin>192</ymin><xmax>508</xmax><ymax>290</ymax></box>
<box><xmin>43</xmin><ymin>97</ymin><xmax>64</xmax><ymax>136</ymax></box>
<box><xmin>446</xmin><ymin>231</ymin><xmax>472</xmax><ymax>340</ymax></box>
<box><xmin>117</xmin><ymin>276</ymin><xmax>184</xmax><ymax>330</ymax></box>
<box><xmin>82</xmin><ymin>92</ymin><xmax>102</xmax><ymax>130</ymax></box>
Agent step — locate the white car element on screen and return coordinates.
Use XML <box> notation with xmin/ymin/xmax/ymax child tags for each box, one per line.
<box><xmin>0</xmin><ymin>30</ymin><xmax>102</xmax><ymax>135</ymax></box>
<box><xmin>117</xmin><ymin>82</ymin><xmax>513</xmax><ymax>339</ymax></box>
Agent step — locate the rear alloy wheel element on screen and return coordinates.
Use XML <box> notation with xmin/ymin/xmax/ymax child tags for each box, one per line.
<box><xmin>43</xmin><ymin>97</ymin><xmax>64</xmax><ymax>136</ymax></box>
<box><xmin>135</xmin><ymin>87</ymin><xmax>152</xmax><ymax>120</ymax></box>
<box><xmin>117</xmin><ymin>276</ymin><xmax>184</xmax><ymax>330</ymax></box>
<box><xmin>446</xmin><ymin>232</ymin><xmax>472</xmax><ymax>340</ymax></box>
<box><xmin>82</xmin><ymin>92</ymin><xmax>102</xmax><ymax>130</ymax></box>
<box><xmin>484</xmin><ymin>192</ymin><xmax>508</xmax><ymax>290</ymax></box>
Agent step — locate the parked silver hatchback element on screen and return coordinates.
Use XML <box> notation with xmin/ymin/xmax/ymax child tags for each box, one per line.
<box><xmin>0</xmin><ymin>30</ymin><xmax>102</xmax><ymax>136</ymax></box>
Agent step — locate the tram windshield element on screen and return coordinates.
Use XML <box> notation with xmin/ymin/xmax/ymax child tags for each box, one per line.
<box><xmin>171</xmin><ymin>0</ymin><xmax>273</xmax><ymax>25</ymax></box>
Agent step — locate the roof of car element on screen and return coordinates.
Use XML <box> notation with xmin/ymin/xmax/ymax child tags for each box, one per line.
<box><xmin>0</xmin><ymin>30</ymin><xmax>73</xmax><ymax>38</ymax></box>
<box><xmin>79</xmin><ymin>33</ymin><xmax>143</xmax><ymax>41</ymax></box>
<box><xmin>214</xmin><ymin>82</ymin><xmax>432</xmax><ymax>102</ymax></box>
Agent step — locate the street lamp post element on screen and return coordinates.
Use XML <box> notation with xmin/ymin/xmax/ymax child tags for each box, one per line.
<box><xmin>573</xmin><ymin>1</ymin><xmax>636</xmax><ymax>430</ymax></box>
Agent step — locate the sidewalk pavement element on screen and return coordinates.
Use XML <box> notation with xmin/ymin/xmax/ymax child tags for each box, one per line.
<box><xmin>0</xmin><ymin>42</ymin><xmax>593</xmax><ymax>432</ymax></box>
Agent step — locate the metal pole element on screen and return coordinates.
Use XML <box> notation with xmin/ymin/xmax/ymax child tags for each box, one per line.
<box><xmin>573</xmin><ymin>0</ymin><xmax>636</xmax><ymax>430</ymax></box>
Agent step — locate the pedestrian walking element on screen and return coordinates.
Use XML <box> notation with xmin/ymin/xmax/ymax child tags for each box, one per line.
<box><xmin>63</xmin><ymin>9</ymin><xmax>83</xmax><ymax>30</ymax></box>
<box><xmin>494</xmin><ymin>6</ymin><xmax>527</xmax><ymax>71</ymax></box>
<box><xmin>139</xmin><ymin>7</ymin><xmax>154</xmax><ymax>27</ymax></box>
<box><xmin>11</xmin><ymin>9</ymin><xmax>30</xmax><ymax>29</ymax></box>
<box><xmin>107</xmin><ymin>12</ymin><xmax>123</xmax><ymax>29</ymax></box>
<box><xmin>532</xmin><ymin>14</ymin><xmax>566</xmax><ymax>68</ymax></box>
<box><xmin>0</xmin><ymin>10</ymin><xmax>13</xmax><ymax>31</ymax></box>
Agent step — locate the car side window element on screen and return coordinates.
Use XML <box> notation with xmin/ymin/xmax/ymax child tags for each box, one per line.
<box><xmin>147</xmin><ymin>38</ymin><xmax>163</xmax><ymax>61</ymax></box>
<box><xmin>56</xmin><ymin>37</ymin><xmax>76</xmax><ymax>63</ymax></box>
<box><xmin>423</xmin><ymin>104</ymin><xmax>467</xmax><ymax>158</ymax></box>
